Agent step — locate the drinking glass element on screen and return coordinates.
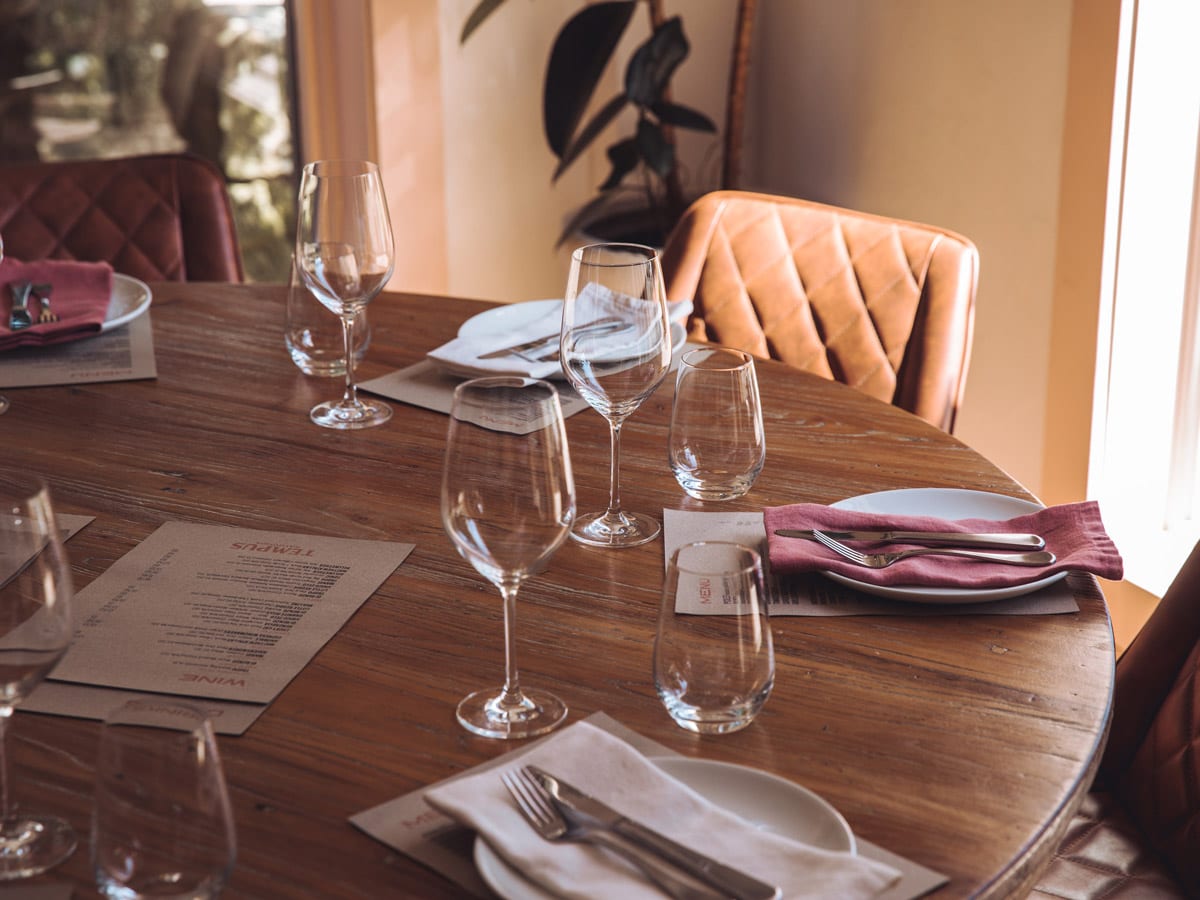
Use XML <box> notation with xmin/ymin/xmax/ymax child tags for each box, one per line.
<box><xmin>668</xmin><ymin>347</ymin><xmax>765</xmax><ymax>500</ymax></box>
<box><xmin>654</xmin><ymin>541</ymin><xmax>775</xmax><ymax>734</ymax></box>
<box><xmin>295</xmin><ymin>159</ymin><xmax>394</xmax><ymax>428</ymax></box>
<box><xmin>0</xmin><ymin>475</ymin><xmax>75</xmax><ymax>879</ymax></box>
<box><xmin>560</xmin><ymin>243</ymin><xmax>671</xmax><ymax>547</ymax></box>
<box><xmin>92</xmin><ymin>698</ymin><xmax>236</xmax><ymax>899</ymax></box>
<box><xmin>441</xmin><ymin>377</ymin><xmax>575</xmax><ymax>739</ymax></box>
<box><xmin>285</xmin><ymin>253</ymin><xmax>370</xmax><ymax>376</ymax></box>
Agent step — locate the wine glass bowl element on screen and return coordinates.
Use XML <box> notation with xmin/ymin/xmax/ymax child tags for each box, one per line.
<box><xmin>560</xmin><ymin>243</ymin><xmax>671</xmax><ymax>547</ymax></box>
<box><xmin>295</xmin><ymin>160</ymin><xmax>395</xmax><ymax>429</ymax></box>
<box><xmin>441</xmin><ymin>377</ymin><xmax>575</xmax><ymax>739</ymax></box>
<box><xmin>0</xmin><ymin>475</ymin><xmax>76</xmax><ymax>879</ymax></box>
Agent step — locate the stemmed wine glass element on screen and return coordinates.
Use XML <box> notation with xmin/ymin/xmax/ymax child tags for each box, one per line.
<box><xmin>441</xmin><ymin>377</ymin><xmax>575</xmax><ymax>739</ymax></box>
<box><xmin>0</xmin><ymin>475</ymin><xmax>75</xmax><ymax>879</ymax></box>
<box><xmin>559</xmin><ymin>243</ymin><xmax>672</xmax><ymax>547</ymax></box>
<box><xmin>295</xmin><ymin>159</ymin><xmax>395</xmax><ymax>429</ymax></box>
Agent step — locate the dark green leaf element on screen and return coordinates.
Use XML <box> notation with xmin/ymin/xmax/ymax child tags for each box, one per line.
<box><xmin>625</xmin><ymin>17</ymin><xmax>688</xmax><ymax>108</ymax></box>
<box><xmin>652</xmin><ymin>100</ymin><xmax>716</xmax><ymax>133</ymax></box>
<box><xmin>556</xmin><ymin>191</ymin><xmax>624</xmax><ymax>247</ymax></box>
<box><xmin>600</xmin><ymin>138</ymin><xmax>640</xmax><ymax>190</ymax></box>
<box><xmin>552</xmin><ymin>93</ymin><xmax>628</xmax><ymax>182</ymax></box>
<box><xmin>636</xmin><ymin>119</ymin><xmax>674</xmax><ymax>178</ymax></box>
<box><xmin>460</xmin><ymin>0</ymin><xmax>508</xmax><ymax>43</ymax></box>
<box><xmin>544</xmin><ymin>2</ymin><xmax>636</xmax><ymax>158</ymax></box>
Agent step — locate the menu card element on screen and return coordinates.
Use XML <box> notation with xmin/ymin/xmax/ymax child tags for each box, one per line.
<box><xmin>33</xmin><ymin>523</ymin><xmax>411</xmax><ymax>730</ymax></box>
<box><xmin>664</xmin><ymin>509</ymin><xmax>1081</xmax><ymax>615</ymax></box>
<box><xmin>0</xmin><ymin>311</ymin><xmax>156</xmax><ymax>387</ymax></box>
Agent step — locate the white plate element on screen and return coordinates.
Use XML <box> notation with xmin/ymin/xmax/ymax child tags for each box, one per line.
<box><xmin>823</xmin><ymin>488</ymin><xmax>1066</xmax><ymax>603</ymax></box>
<box><xmin>102</xmin><ymin>274</ymin><xmax>152</xmax><ymax>332</ymax></box>
<box><xmin>473</xmin><ymin>756</ymin><xmax>853</xmax><ymax>900</ymax></box>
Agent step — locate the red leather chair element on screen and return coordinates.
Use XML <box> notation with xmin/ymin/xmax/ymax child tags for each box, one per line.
<box><xmin>0</xmin><ymin>153</ymin><xmax>243</xmax><ymax>282</ymax></box>
<box><xmin>1030</xmin><ymin>543</ymin><xmax>1200</xmax><ymax>898</ymax></box>
<box><xmin>660</xmin><ymin>191</ymin><xmax>977</xmax><ymax>432</ymax></box>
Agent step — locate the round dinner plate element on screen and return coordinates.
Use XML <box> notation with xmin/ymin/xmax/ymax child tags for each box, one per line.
<box><xmin>472</xmin><ymin>755</ymin><xmax>854</xmax><ymax>900</ymax></box>
<box><xmin>823</xmin><ymin>488</ymin><xmax>1067</xmax><ymax>603</ymax></box>
<box><xmin>102</xmin><ymin>274</ymin><xmax>152</xmax><ymax>332</ymax></box>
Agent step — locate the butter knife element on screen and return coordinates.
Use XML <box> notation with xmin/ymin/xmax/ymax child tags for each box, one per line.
<box><xmin>475</xmin><ymin>317</ymin><xmax>626</xmax><ymax>359</ymax></box>
<box><xmin>773</xmin><ymin>529</ymin><xmax>1045</xmax><ymax>550</ymax></box>
<box><xmin>528</xmin><ymin>766</ymin><xmax>781</xmax><ymax>900</ymax></box>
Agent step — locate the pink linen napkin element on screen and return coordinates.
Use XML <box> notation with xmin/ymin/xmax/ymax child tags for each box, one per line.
<box><xmin>0</xmin><ymin>258</ymin><xmax>114</xmax><ymax>351</ymax></box>
<box><xmin>763</xmin><ymin>500</ymin><xmax>1124</xmax><ymax>588</ymax></box>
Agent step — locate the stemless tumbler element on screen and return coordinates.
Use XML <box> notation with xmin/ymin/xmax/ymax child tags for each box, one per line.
<box><xmin>92</xmin><ymin>699</ymin><xmax>236</xmax><ymax>900</ymax></box>
<box><xmin>654</xmin><ymin>541</ymin><xmax>774</xmax><ymax>734</ymax></box>
<box><xmin>668</xmin><ymin>347</ymin><xmax>765</xmax><ymax>500</ymax></box>
<box><xmin>285</xmin><ymin>254</ymin><xmax>369</xmax><ymax>376</ymax></box>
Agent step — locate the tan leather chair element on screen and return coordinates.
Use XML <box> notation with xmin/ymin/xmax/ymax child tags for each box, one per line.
<box><xmin>1030</xmin><ymin>544</ymin><xmax>1200</xmax><ymax>898</ymax></box>
<box><xmin>660</xmin><ymin>191</ymin><xmax>977</xmax><ymax>432</ymax></box>
<box><xmin>0</xmin><ymin>153</ymin><xmax>243</xmax><ymax>282</ymax></box>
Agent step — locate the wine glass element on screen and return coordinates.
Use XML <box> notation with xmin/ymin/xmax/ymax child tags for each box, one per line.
<box><xmin>0</xmin><ymin>475</ymin><xmax>75</xmax><ymax>879</ymax></box>
<box><xmin>92</xmin><ymin>698</ymin><xmax>236</xmax><ymax>899</ymax></box>
<box><xmin>441</xmin><ymin>377</ymin><xmax>575</xmax><ymax>739</ymax></box>
<box><xmin>559</xmin><ymin>243</ymin><xmax>672</xmax><ymax>547</ymax></box>
<box><xmin>295</xmin><ymin>159</ymin><xmax>395</xmax><ymax>429</ymax></box>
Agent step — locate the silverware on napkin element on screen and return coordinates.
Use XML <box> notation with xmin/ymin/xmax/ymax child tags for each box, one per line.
<box><xmin>773</xmin><ymin>528</ymin><xmax>1045</xmax><ymax>550</ymax></box>
<box><xmin>8</xmin><ymin>281</ymin><xmax>32</xmax><ymax>330</ymax></box>
<box><xmin>476</xmin><ymin>316</ymin><xmax>626</xmax><ymax>360</ymax></box>
<box><xmin>810</xmin><ymin>530</ymin><xmax>1056</xmax><ymax>569</ymax></box>
<box><xmin>528</xmin><ymin>765</ymin><xmax>781</xmax><ymax>900</ymax></box>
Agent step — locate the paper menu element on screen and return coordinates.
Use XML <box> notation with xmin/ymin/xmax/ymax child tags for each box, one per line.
<box><xmin>48</xmin><ymin>523</ymin><xmax>413</xmax><ymax>703</ymax></box>
<box><xmin>0</xmin><ymin>311</ymin><xmax>156</xmax><ymax>387</ymax></box>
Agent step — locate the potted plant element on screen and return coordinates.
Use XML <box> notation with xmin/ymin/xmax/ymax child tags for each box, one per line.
<box><xmin>462</xmin><ymin>0</ymin><xmax>757</xmax><ymax>246</ymax></box>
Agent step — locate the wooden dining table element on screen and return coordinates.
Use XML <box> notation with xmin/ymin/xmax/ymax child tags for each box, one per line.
<box><xmin>4</xmin><ymin>282</ymin><xmax>1113</xmax><ymax>898</ymax></box>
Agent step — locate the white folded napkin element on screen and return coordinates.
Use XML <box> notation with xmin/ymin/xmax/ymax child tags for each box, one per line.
<box><xmin>426</xmin><ymin>298</ymin><xmax>694</xmax><ymax>381</ymax></box>
<box><xmin>424</xmin><ymin>721</ymin><xmax>900</xmax><ymax>899</ymax></box>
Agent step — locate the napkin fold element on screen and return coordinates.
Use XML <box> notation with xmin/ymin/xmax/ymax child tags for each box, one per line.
<box><xmin>763</xmin><ymin>500</ymin><xmax>1124</xmax><ymax>588</ymax></box>
<box><xmin>424</xmin><ymin>720</ymin><xmax>900</xmax><ymax>900</ymax></box>
<box><xmin>0</xmin><ymin>258</ymin><xmax>114</xmax><ymax>351</ymax></box>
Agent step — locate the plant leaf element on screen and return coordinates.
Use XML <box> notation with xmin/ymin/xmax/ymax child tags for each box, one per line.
<box><xmin>636</xmin><ymin>119</ymin><xmax>674</xmax><ymax>178</ymax></box>
<box><xmin>600</xmin><ymin>138</ymin><xmax>640</xmax><ymax>190</ymax></box>
<box><xmin>556</xmin><ymin>191</ymin><xmax>624</xmax><ymax>247</ymax></box>
<box><xmin>552</xmin><ymin>93</ymin><xmax>628</xmax><ymax>182</ymax></box>
<box><xmin>625</xmin><ymin>16</ymin><xmax>689</xmax><ymax>108</ymax></box>
<box><xmin>544</xmin><ymin>1</ymin><xmax>636</xmax><ymax>158</ymax></box>
<box><xmin>460</xmin><ymin>0</ymin><xmax>509</xmax><ymax>43</ymax></box>
<box><xmin>652</xmin><ymin>100</ymin><xmax>716</xmax><ymax>133</ymax></box>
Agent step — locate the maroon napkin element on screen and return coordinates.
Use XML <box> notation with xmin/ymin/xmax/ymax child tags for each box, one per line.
<box><xmin>0</xmin><ymin>258</ymin><xmax>114</xmax><ymax>351</ymax></box>
<box><xmin>763</xmin><ymin>500</ymin><xmax>1124</xmax><ymax>589</ymax></box>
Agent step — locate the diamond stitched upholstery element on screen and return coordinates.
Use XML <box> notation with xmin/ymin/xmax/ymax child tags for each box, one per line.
<box><xmin>1031</xmin><ymin>541</ymin><xmax>1200</xmax><ymax>897</ymax></box>
<box><xmin>660</xmin><ymin>191</ymin><xmax>977</xmax><ymax>432</ymax></box>
<box><xmin>0</xmin><ymin>153</ymin><xmax>242</xmax><ymax>282</ymax></box>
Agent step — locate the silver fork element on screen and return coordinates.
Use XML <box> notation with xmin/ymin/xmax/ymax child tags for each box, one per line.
<box><xmin>8</xmin><ymin>280</ymin><xmax>32</xmax><ymax>330</ymax></box>
<box><xmin>501</xmin><ymin>768</ymin><xmax>723</xmax><ymax>900</ymax></box>
<box><xmin>810</xmin><ymin>529</ymin><xmax>1056</xmax><ymax>568</ymax></box>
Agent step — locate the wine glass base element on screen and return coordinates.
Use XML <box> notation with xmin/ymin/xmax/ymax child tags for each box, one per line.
<box><xmin>570</xmin><ymin>509</ymin><xmax>661</xmax><ymax>548</ymax></box>
<box><xmin>0</xmin><ymin>814</ymin><xmax>76</xmax><ymax>881</ymax></box>
<box><xmin>310</xmin><ymin>398</ymin><xmax>392</xmax><ymax>430</ymax></box>
<box><xmin>456</xmin><ymin>687</ymin><xmax>567</xmax><ymax>740</ymax></box>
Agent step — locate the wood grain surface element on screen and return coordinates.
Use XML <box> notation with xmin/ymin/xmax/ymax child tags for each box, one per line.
<box><xmin>2</xmin><ymin>283</ymin><xmax>1113</xmax><ymax>898</ymax></box>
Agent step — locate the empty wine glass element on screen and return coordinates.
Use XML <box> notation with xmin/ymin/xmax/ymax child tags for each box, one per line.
<box><xmin>0</xmin><ymin>475</ymin><xmax>76</xmax><ymax>879</ymax></box>
<box><xmin>92</xmin><ymin>698</ymin><xmax>236</xmax><ymax>899</ymax></box>
<box><xmin>441</xmin><ymin>377</ymin><xmax>575</xmax><ymax>739</ymax></box>
<box><xmin>295</xmin><ymin>159</ymin><xmax>395</xmax><ymax>429</ymax></box>
<box><xmin>560</xmin><ymin>243</ymin><xmax>671</xmax><ymax>547</ymax></box>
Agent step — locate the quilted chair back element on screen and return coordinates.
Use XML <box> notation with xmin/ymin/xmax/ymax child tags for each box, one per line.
<box><xmin>1030</xmin><ymin>542</ymin><xmax>1200</xmax><ymax>898</ymax></box>
<box><xmin>0</xmin><ymin>153</ymin><xmax>243</xmax><ymax>282</ymax></box>
<box><xmin>660</xmin><ymin>191</ymin><xmax>977</xmax><ymax>432</ymax></box>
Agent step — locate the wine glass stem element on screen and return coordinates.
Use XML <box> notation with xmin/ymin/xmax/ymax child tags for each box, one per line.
<box><xmin>606</xmin><ymin>420</ymin><xmax>624</xmax><ymax>517</ymax></box>
<box><xmin>499</xmin><ymin>582</ymin><xmax>524</xmax><ymax>705</ymax></box>
<box><xmin>0</xmin><ymin>710</ymin><xmax>11</xmax><ymax>822</ymax></box>
<box><xmin>339</xmin><ymin>313</ymin><xmax>358</xmax><ymax>407</ymax></box>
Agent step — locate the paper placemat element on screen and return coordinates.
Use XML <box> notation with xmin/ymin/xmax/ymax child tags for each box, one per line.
<box><xmin>351</xmin><ymin>711</ymin><xmax>947</xmax><ymax>899</ymax></box>
<box><xmin>664</xmin><ymin>509</ymin><xmax>1081</xmax><ymax>615</ymax></box>
<box><xmin>360</xmin><ymin>359</ymin><xmax>592</xmax><ymax>419</ymax></box>
<box><xmin>0</xmin><ymin>309</ymin><xmax>156</xmax><ymax>387</ymax></box>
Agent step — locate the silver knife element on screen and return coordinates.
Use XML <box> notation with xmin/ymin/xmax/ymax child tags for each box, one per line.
<box><xmin>529</xmin><ymin>766</ymin><xmax>781</xmax><ymax>900</ymax></box>
<box><xmin>475</xmin><ymin>316</ymin><xmax>626</xmax><ymax>359</ymax></box>
<box><xmin>773</xmin><ymin>528</ymin><xmax>1045</xmax><ymax>550</ymax></box>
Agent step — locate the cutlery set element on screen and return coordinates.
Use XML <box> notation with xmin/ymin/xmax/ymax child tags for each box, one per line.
<box><xmin>775</xmin><ymin>528</ymin><xmax>1054</xmax><ymax>568</ymax></box>
<box><xmin>477</xmin><ymin>316</ymin><xmax>629</xmax><ymax>362</ymax></box>
<box><xmin>503</xmin><ymin>765</ymin><xmax>781</xmax><ymax>900</ymax></box>
<box><xmin>7</xmin><ymin>281</ymin><xmax>55</xmax><ymax>330</ymax></box>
